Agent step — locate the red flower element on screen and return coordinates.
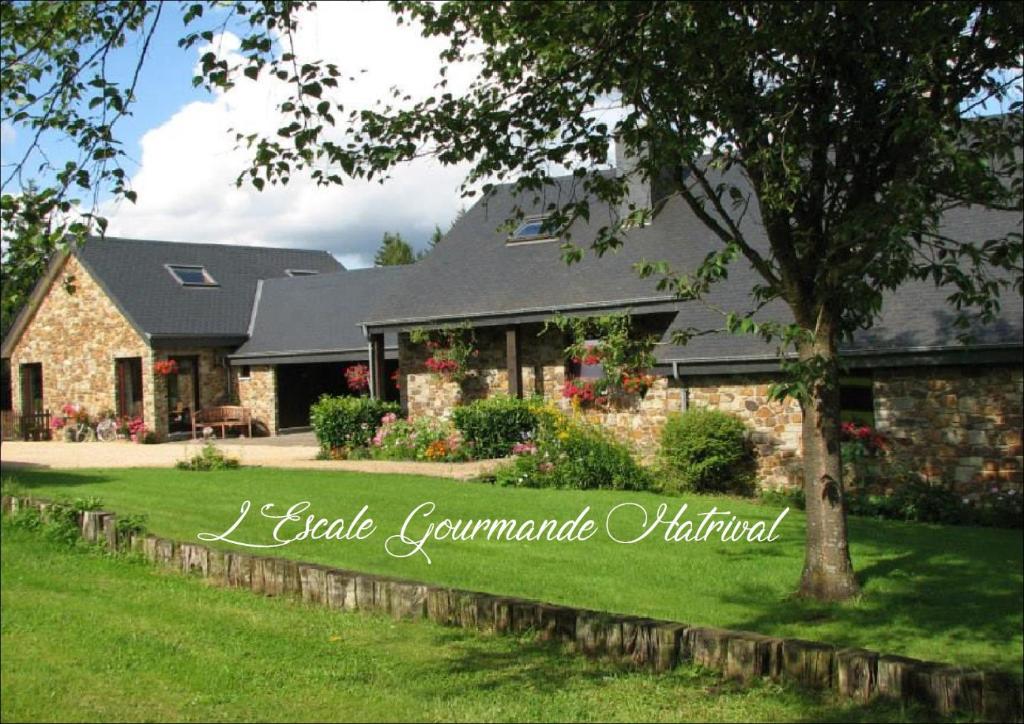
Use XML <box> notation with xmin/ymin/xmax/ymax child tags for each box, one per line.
<box><xmin>344</xmin><ymin>364</ymin><xmax>370</xmax><ymax>392</ymax></box>
<box><xmin>153</xmin><ymin>359</ymin><xmax>179</xmax><ymax>376</ymax></box>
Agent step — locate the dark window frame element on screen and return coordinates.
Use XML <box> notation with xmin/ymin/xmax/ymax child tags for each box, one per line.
<box><xmin>165</xmin><ymin>264</ymin><xmax>219</xmax><ymax>287</ymax></box>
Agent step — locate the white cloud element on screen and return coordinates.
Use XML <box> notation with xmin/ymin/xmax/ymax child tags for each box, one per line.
<box><xmin>104</xmin><ymin>2</ymin><xmax>475</xmax><ymax>267</ymax></box>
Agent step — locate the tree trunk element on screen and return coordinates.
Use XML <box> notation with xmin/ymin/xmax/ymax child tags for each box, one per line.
<box><xmin>797</xmin><ymin>319</ymin><xmax>859</xmax><ymax>601</ymax></box>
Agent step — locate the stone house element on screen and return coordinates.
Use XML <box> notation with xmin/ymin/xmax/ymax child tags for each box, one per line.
<box><xmin>2</xmin><ymin>157</ymin><xmax>1020</xmax><ymax>491</ymax></box>
<box><xmin>1</xmin><ymin>238</ymin><xmax>342</xmax><ymax>439</ymax></box>
<box><xmin>349</xmin><ymin>166</ymin><xmax>1022</xmax><ymax>490</ymax></box>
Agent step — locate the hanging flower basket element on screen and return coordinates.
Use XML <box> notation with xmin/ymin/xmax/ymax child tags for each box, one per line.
<box><xmin>410</xmin><ymin>324</ymin><xmax>479</xmax><ymax>383</ymax></box>
<box><xmin>153</xmin><ymin>359</ymin><xmax>179</xmax><ymax>376</ymax></box>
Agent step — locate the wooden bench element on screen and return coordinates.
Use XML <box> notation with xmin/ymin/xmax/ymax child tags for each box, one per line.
<box><xmin>192</xmin><ymin>405</ymin><xmax>252</xmax><ymax>439</ymax></box>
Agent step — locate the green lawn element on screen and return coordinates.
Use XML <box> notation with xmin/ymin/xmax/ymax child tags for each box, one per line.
<box><xmin>0</xmin><ymin>522</ymin><xmax>937</xmax><ymax>722</ymax></box>
<box><xmin>6</xmin><ymin>466</ymin><xmax>1023</xmax><ymax>674</ymax></box>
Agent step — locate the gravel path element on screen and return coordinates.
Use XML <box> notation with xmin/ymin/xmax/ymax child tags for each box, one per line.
<box><xmin>0</xmin><ymin>440</ymin><xmax>503</xmax><ymax>480</ymax></box>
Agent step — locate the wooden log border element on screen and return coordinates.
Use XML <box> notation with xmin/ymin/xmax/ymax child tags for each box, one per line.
<box><xmin>2</xmin><ymin>493</ymin><xmax>1021</xmax><ymax>722</ymax></box>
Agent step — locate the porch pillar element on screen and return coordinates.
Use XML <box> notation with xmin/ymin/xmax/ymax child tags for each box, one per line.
<box><xmin>506</xmin><ymin>325</ymin><xmax>523</xmax><ymax>399</ymax></box>
<box><xmin>369</xmin><ymin>333</ymin><xmax>386</xmax><ymax>400</ymax></box>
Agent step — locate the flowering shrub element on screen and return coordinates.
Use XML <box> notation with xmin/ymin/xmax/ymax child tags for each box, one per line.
<box><xmin>153</xmin><ymin>359</ymin><xmax>179</xmax><ymax>376</ymax></box>
<box><xmin>841</xmin><ymin>422</ymin><xmax>890</xmax><ymax>455</ymax></box>
<box><xmin>621</xmin><ymin>372</ymin><xmax>658</xmax><ymax>396</ymax></box>
<box><xmin>410</xmin><ymin>324</ymin><xmax>479</xmax><ymax>383</ymax></box>
<box><xmin>370</xmin><ymin>414</ymin><xmax>469</xmax><ymax>462</ymax></box>
<box><xmin>494</xmin><ymin>405</ymin><xmax>653</xmax><ymax>491</ymax></box>
<box><xmin>50</xmin><ymin>417</ymin><xmax>66</xmax><ymax>432</ymax></box>
<box><xmin>310</xmin><ymin>395</ymin><xmax>400</xmax><ymax>456</ymax></box>
<box><xmin>127</xmin><ymin>416</ymin><xmax>147</xmax><ymax>443</ymax></box>
<box><xmin>344</xmin><ymin>364</ymin><xmax>370</xmax><ymax>393</ymax></box>
<box><xmin>548</xmin><ymin>313</ymin><xmax>660</xmax><ymax>408</ymax></box>
<box><xmin>511</xmin><ymin>441</ymin><xmax>537</xmax><ymax>455</ymax></box>
<box><xmin>561</xmin><ymin>379</ymin><xmax>609</xmax><ymax>407</ymax></box>
<box><xmin>61</xmin><ymin>402</ymin><xmax>79</xmax><ymax>418</ymax></box>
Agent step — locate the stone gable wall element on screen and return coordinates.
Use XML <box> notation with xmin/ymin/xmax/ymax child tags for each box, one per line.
<box><xmin>8</xmin><ymin>255</ymin><xmax>156</xmax><ymax>432</ymax></box>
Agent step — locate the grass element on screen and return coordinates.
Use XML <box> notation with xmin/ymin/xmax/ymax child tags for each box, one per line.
<box><xmin>6</xmin><ymin>466</ymin><xmax>1023</xmax><ymax>674</ymax></box>
<box><xmin>0</xmin><ymin>521</ymin><xmax>939</xmax><ymax>722</ymax></box>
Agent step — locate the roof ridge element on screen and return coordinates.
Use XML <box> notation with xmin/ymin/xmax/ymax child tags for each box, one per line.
<box><xmin>85</xmin><ymin>235</ymin><xmax>336</xmax><ymax>256</ymax></box>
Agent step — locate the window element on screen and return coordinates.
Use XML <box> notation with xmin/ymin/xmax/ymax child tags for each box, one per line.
<box><xmin>285</xmin><ymin>269</ymin><xmax>319</xmax><ymax>277</ymax></box>
<box><xmin>840</xmin><ymin>375</ymin><xmax>875</xmax><ymax>426</ymax></box>
<box><xmin>508</xmin><ymin>215</ymin><xmax>557</xmax><ymax>243</ymax></box>
<box><xmin>239</xmin><ymin>365</ymin><xmax>252</xmax><ymax>380</ymax></box>
<box><xmin>166</xmin><ymin>264</ymin><xmax>218</xmax><ymax>286</ymax></box>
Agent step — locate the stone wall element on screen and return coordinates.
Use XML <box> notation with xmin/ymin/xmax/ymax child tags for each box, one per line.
<box><xmin>235</xmin><ymin>365</ymin><xmax>278</xmax><ymax>435</ymax></box>
<box><xmin>7</xmin><ymin>255</ymin><xmax>156</xmax><ymax>434</ymax></box>
<box><xmin>400</xmin><ymin>326</ymin><xmax>803</xmax><ymax>488</ymax></box>
<box><xmin>151</xmin><ymin>348</ymin><xmax>233</xmax><ymax>438</ymax></box>
<box><xmin>874</xmin><ymin>364</ymin><xmax>1023</xmax><ymax>489</ymax></box>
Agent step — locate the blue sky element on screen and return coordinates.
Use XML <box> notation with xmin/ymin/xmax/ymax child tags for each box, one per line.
<box><xmin>2</xmin><ymin>3</ymin><xmax>470</xmax><ymax>268</ymax></box>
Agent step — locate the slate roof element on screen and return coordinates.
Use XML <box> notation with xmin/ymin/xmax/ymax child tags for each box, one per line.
<box><xmin>74</xmin><ymin>237</ymin><xmax>343</xmax><ymax>342</ymax></box>
<box><xmin>230</xmin><ymin>266</ymin><xmax>411</xmax><ymax>363</ymax></box>
<box><xmin>356</xmin><ymin>174</ymin><xmax>1022</xmax><ymax>367</ymax></box>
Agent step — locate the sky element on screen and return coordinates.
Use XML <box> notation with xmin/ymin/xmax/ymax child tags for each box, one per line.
<box><xmin>1</xmin><ymin>2</ymin><xmax>477</xmax><ymax>268</ymax></box>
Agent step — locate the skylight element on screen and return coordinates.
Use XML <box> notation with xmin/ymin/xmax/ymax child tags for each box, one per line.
<box><xmin>166</xmin><ymin>264</ymin><xmax>218</xmax><ymax>287</ymax></box>
<box><xmin>508</xmin><ymin>216</ymin><xmax>557</xmax><ymax>243</ymax></box>
<box><xmin>285</xmin><ymin>269</ymin><xmax>319</xmax><ymax>277</ymax></box>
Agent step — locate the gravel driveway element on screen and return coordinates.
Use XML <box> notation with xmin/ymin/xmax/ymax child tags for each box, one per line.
<box><xmin>0</xmin><ymin>439</ymin><xmax>502</xmax><ymax>480</ymax></box>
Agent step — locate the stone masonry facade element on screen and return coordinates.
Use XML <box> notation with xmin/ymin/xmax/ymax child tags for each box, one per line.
<box><xmin>8</xmin><ymin>255</ymin><xmax>234</xmax><ymax>441</ymax></box>
<box><xmin>234</xmin><ymin>365</ymin><xmax>278</xmax><ymax>436</ymax></box>
<box><xmin>9</xmin><ymin>255</ymin><xmax>156</xmax><ymax>434</ymax></box>
<box><xmin>400</xmin><ymin>324</ymin><xmax>804</xmax><ymax>488</ymax></box>
<box><xmin>874</xmin><ymin>364</ymin><xmax>1023</xmax><ymax>489</ymax></box>
<box><xmin>401</xmin><ymin>326</ymin><xmax>1022</xmax><ymax>491</ymax></box>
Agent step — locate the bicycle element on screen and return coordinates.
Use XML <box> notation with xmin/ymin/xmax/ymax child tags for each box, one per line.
<box><xmin>67</xmin><ymin>416</ymin><xmax>119</xmax><ymax>442</ymax></box>
<box><xmin>95</xmin><ymin>417</ymin><xmax>118</xmax><ymax>442</ymax></box>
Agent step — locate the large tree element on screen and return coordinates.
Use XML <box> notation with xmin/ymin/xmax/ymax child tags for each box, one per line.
<box><xmin>2</xmin><ymin>1</ymin><xmax>1022</xmax><ymax>600</ymax></box>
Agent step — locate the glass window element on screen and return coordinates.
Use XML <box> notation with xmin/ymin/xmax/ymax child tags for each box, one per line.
<box><xmin>508</xmin><ymin>216</ymin><xmax>556</xmax><ymax>243</ymax></box>
<box><xmin>285</xmin><ymin>269</ymin><xmax>319</xmax><ymax>277</ymax></box>
<box><xmin>167</xmin><ymin>265</ymin><xmax>217</xmax><ymax>286</ymax></box>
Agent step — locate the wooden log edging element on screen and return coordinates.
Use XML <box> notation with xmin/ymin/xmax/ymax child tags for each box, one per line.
<box><xmin>2</xmin><ymin>493</ymin><xmax>1021</xmax><ymax>721</ymax></box>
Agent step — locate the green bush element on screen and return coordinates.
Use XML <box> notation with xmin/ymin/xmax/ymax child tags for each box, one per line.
<box><xmin>309</xmin><ymin>396</ymin><xmax>400</xmax><ymax>454</ymax></box>
<box><xmin>495</xmin><ymin>410</ymin><xmax>653</xmax><ymax>491</ymax></box>
<box><xmin>175</xmin><ymin>442</ymin><xmax>240</xmax><ymax>471</ymax></box>
<box><xmin>659</xmin><ymin>408</ymin><xmax>754</xmax><ymax>494</ymax></box>
<box><xmin>451</xmin><ymin>396</ymin><xmax>539</xmax><ymax>459</ymax></box>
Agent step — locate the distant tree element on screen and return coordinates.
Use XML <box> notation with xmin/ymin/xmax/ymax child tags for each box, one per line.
<box><xmin>428</xmin><ymin>224</ymin><xmax>444</xmax><ymax>249</ymax></box>
<box><xmin>374</xmin><ymin>232</ymin><xmax>417</xmax><ymax>266</ymax></box>
<box><xmin>1</xmin><ymin>181</ymin><xmax>61</xmax><ymax>339</ymax></box>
